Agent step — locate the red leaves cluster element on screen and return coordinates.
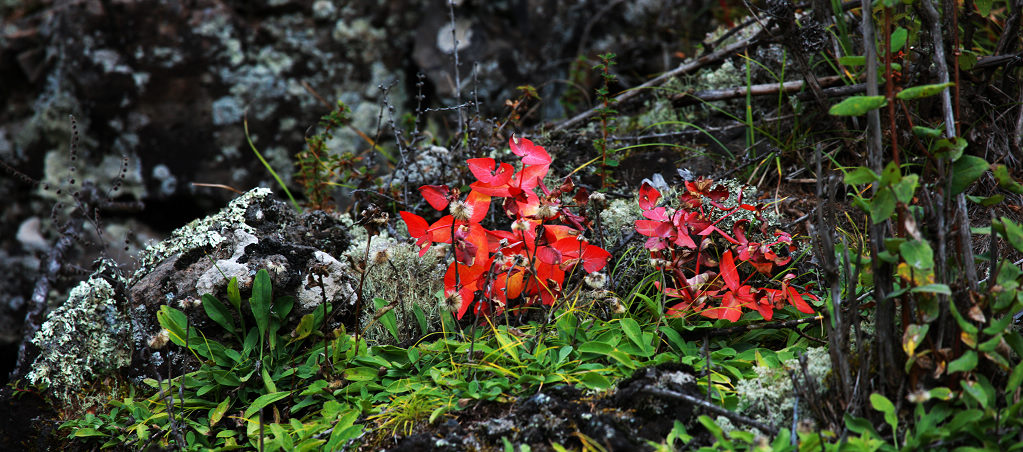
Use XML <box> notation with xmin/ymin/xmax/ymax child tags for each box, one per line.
<box><xmin>401</xmin><ymin>137</ymin><xmax>611</xmax><ymax>319</ymax></box>
<box><xmin>635</xmin><ymin>179</ymin><xmax>817</xmax><ymax>322</ymax></box>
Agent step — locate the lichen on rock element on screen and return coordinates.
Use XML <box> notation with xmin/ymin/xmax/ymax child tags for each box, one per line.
<box><xmin>27</xmin><ymin>259</ymin><xmax>131</xmax><ymax>405</ymax></box>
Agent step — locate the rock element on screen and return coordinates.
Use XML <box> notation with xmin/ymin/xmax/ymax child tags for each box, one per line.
<box><xmin>126</xmin><ymin>188</ymin><xmax>356</xmax><ymax>377</ymax></box>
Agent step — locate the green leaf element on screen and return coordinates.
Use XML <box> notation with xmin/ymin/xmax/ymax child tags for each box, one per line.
<box><xmin>870</xmin><ymin>187</ymin><xmax>896</xmax><ymax>224</ymax></box>
<box><xmin>935</xmin><ymin>136</ymin><xmax>968</xmax><ymax>161</ymax></box>
<box><xmin>899</xmin><ymin>240</ymin><xmax>934</xmax><ymax>270</ymax></box>
<box><xmin>912</xmin><ymin>126</ymin><xmax>943</xmax><ymax>139</ymax></box>
<box><xmin>157</xmin><ymin>305</ymin><xmax>192</xmax><ymax>349</ymax></box>
<box><xmin>244</xmin><ymin>391</ymin><xmax>291</xmax><ymax>419</ymax></box>
<box><xmin>950</xmin><ymin>155</ymin><xmax>989</xmax><ymax>195</ymax></box>
<box><xmin>870</xmin><ymin>392</ymin><xmax>898</xmax><ymax>435</ymax></box>
<box><xmin>976</xmin><ymin>0</ymin><xmax>993</xmax><ymax>16</ymax></box>
<box><xmin>910</xmin><ymin>283</ymin><xmax>951</xmax><ymax>295</ymax></box>
<box><xmin>373</xmin><ymin>298</ymin><xmax>400</xmax><ymax>342</ymax></box>
<box><xmin>577</xmin><ymin>372</ymin><xmax>612</xmax><ymax>390</ymax></box>
<box><xmin>960</xmin><ymin>379</ymin><xmax>990</xmax><ymax>409</ymax></box>
<box><xmin>890</xmin><ymin>27</ymin><xmax>908</xmax><ymax>53</ymax></box>
<box><xmin>1001</xmin><ymin>217</ymin><xmax>1023</xmax><ymax>253</ymax></box>
<box><xmin>992</xmin><ymin>164</ymin><xmax>1023</xmax><ymax>194</ymax></box>
<box><xmin>902</xmin><ymin>323</ymin><xmax>929</xmax><ymax>357</ymax></box>
<box><xmin>619</xmin><ymin>318</ymin><xmax>646</xmax><ymax>350</ymax></box>
<box><xmin>948</xmin><ymin>350</ymin><xmax>978</xmax><ymax>374</ymax></box>
<box><xmin>891</xmin><ymin>174</ymin><xmax>918</xmax><ymax>203</ymax></box>
<box><xmin>897</xmin><ymin>82</ymin><xmax>955</xmax><ymax>100</ymax></box>
<box><xmin>839</xmin><ymin>55</ymin><xmax>866</xmax><ymax>66</ymax></box>
<box><xmin>880</xmin><ymin>161</ymin><xmax>901</xmax><ymax>187</ymax></box>
<box><xmin>290</xmin><ymin>314</ymin><xmax>315</xmax><ymax>343</ymax></box>
<box><xmin>967</xmin><ymin>194</ymin><xmax>1005</xmax><ymax>206</ymax></box>
<box><xmin>202</xmin><ymin>294</ymin><xmax>236</xmax><ymax>333</ymax></box>
<box><xmin>829</xmin><ymin>95</ymin><xmax>887</xmax><ymax>116</ymax></box>
<box><xmin>251</xmin><ymin>269</ymin><xmax>272</xmax><ymax>353</ymax></box>
<box><xmin>1008</xmin><ymin>362</ymin><xmax>1023</xmax><ymax>393</ymax></box>
<box><xmin>845</xmin><ymin>166</ymin><xmax>880</xmax><ymax>185</ymax></box>
<box><xmin>73</xmin><ymin>428</ymin><xmax>109</xmax><ymax>438</ymax></box>
<box><xmin>262</xmin><ymin>367</ymin><xmax>277</xmax><ymax>393</ymax></box>
<box><xmin>227</xmin><ymin>277</ymin><xmax>242</xmax><ymax>311</ymax></box>
<box><xmin>209</xmin><ymin>399</ymin><xmax>230</xmax><ymax>427</ymax></box>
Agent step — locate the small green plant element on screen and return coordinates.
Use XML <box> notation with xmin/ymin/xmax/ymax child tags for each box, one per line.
<box><xmin>593</xmin><ymin>52</ymin><xmax>619</xmax><ymax>190</ymax></box>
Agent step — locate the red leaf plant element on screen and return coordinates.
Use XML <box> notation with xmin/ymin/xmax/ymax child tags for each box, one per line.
<box><xmin>401</xmin><ymin>137</ymin><xmax>611</xmax><ymax>319</ymax></box>
<box><xmin>636</xmin><ymin>179</ymin><xmax>817</xmax><ymax>322</ymax></box>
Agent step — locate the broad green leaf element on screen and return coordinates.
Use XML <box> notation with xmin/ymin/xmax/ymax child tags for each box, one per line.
<box><xmin>619</xmin><ymin>318</ymin><xmax>647</xmax><ymax>351</ymax></box>
<box><xmin>890</xmin><ymin>27</ymin><xmax>908</xmax><ymax>53</ymax></box>
<box><xmin>73</xmin><ymin>428</ymin><xmax>109</xmax><ymax>437</ymax></box>
<box><xmin>897</xmin><ymin>82</ymin><xmax>955</xmax><ymax>100</ymax></box>
<box><xmin>960</xmin><ymin>379</ymin><xmax>990</xmax><ymax>409</ymax></box>
<box><xmin>910</xmin><ymin>283</ymin><xmax>951</xmax><ymax>295</ymax></box>
<box><xmin>967</xmin><ymin>194</ymin><xmax>1005</xmax><ymax>206</ymax></box>
<box><xmin>290</xmin><ymin>314</ymin><xmax>315</xmax><ymax>342</ymax></box>
<box><xmin>1008</xmin><ymin>362</ymin><xmax>1023</xmax><ymax>393</ymax></box>
<box><xmin>202</xmin><ymin>294</ymin><xmax>235</xmax><ymax>333</ymax></box>
<box><xmin>829</xmin><ymin>95</ymin><xmax>887</xmax><ymax>116</ymax></box>
<box><xmin>948</xmin><ymin>350</ymin><xmax>978</xmax><ymax>374</ymax></box>
<box><xmin>950</xmin><ymin>155</ymin><xmax>988</xmax><ymax>195</ymax></box>
<box><xmin>1001</xmin><ymin>217</ymin><xmax>1023</xmax><ymax>253</ymax></box>
<box><xmin>244</xmin><ymin>391</ymin><xmax>291</xmax><ymax>418</ymax></box>
<box><xmin>891</xmin><ymin>174</ymin><xmax>918</xmax><ymax>203</ymax></box>
<box><xmin>870</xmin><ymin>187</ymin><xmax>896</xmax><ymax>224</ymax></box>
<box><xmin>976</xmin><ymin>0</ymin><xmax>993</xmax><ymax>16</ymax></box>
<box><xmin>880</xmin><ymin>161</ymin><xmax>901</xmax><ymax>188</ymax></box>
<box><xmin>902</xmin><ymin>323</ymin><xmax>929</xmax><ymax>357</ymax></box>
<box><xmin>209</xmin><ymin>399</ymin><xmax>230</xmax><ymax>427</ymax></box>
<box><xmin>845</xmin><ymin>166</ymin><xmax>880</xmax><ymax>185</ymax></box>
<box><xmin>577</xmin><ymin>371</ymin><xmax>612</xmax><ymax>390</ymax></box>
<box><xmin>899</xmin><ymin>240</ymin><xmax>934</xmax><ymax>270</ymax></box>
<box><xmin>992</xmin><ymin>164</ymin><xmax>1023</xmax><ymax>194</ymax></box>
<box><xmin>870</xmin><ymin>392</ymin><xmax>898</xmax><ymax>434</ymax></box>
<box><xmin>912</xmin><ymin>126</ymin><xmax>943</xmax><ymax>138</ymax></box>
<box><xmin>935</xmin><ymin>136</ymin><xmax>968</xmax><ymax>161</ymax></box>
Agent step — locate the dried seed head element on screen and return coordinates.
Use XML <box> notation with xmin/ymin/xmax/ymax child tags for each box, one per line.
<box><xmin>441</xmin><ymin>291</ymin><xmax>463</xmax><ymax>312</ymax></box>
<box><xmin>536</xmin><ymin>203</ymin><xmax>559</xmax><ymax>220</ymax></box>
<box><xmin>149</xmin><ymin>329</ymin><xmax>170</xmax><ymax>349</ymax></box>
<box><xmin>450</xmin><ymin>200</ymin><xmax>474</xmax><ymax>221</ymax></box>
<box><xmin>588</xmin><ymin>191</ymin><xmax>606</xmax><ymax>204</ymax></box>
<box><xmin>371</xmin><ymin>247</ymin><xmax>391</xmax><ymax>265</ymax></box>
<box><xmin>511</xmin><ymin>219</ymin><xmax>530</xmax><ymax>232</ymax></box>
<box><xmin>584</xmin><ymin>272</ymin><xmax>607</xmax><ymax>289</ymax></box>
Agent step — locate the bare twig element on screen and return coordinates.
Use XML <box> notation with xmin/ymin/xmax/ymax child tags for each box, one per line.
<box><xmin>670</xmin><ymin>76</ymin><xmax>844</xmax><ymax>106</ymax></box>
<box><xmin>553</xmin><ymin>33</ymin><xmax>763</xmax><ymax>131</ymax></box>
<box><xmin>642</xmin><ymin>386</ymin><xmax>780</xmax><ymax>435</ymax></box>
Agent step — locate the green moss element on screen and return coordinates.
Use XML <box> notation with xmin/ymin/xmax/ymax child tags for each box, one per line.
<box><xmin>28</xmin><ymin>259</ymin><xmax>130</xmax><ymax>405</ymax></box>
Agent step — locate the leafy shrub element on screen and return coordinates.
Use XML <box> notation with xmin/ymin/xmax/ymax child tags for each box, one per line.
<box><xmin>400</xmin><ymin>136</ymin><xmax>611</xmax><ymax>319</ymax></box>
<box><xmin>634</xmin><ymin>178</ymin><xmax>817</xmax><ymax>321</ymax></box>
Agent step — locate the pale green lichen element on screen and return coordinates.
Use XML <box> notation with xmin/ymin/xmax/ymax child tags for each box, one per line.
<box><xmin>28</xmin><ymin>259</ymin><xmax>131</xmax><ymax>405</ymax></box>
<box><xmin>599</xmin><ymin>198</ymin><xmax>643</xmax><ymax>247</ymax></box>
<box><xmin>733</xmin><ymin>346</ymin><xmax>831</xmax><ymax>431</ymax></box>
<box><xmin>132</xmin><ymin>187</ymin><xmax>272</xmax><ymax>281</ymax></box>
<box><xmin>348</xmin><ymin>233</ymin><xmax>445</xmax><ymax>345</ymax></box>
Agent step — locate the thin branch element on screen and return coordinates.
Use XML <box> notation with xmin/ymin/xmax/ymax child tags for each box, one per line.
<box><xmin>642</xmin><ymin>386</ymin><xmax>780</xmax><ymax>435</ymax></box>
<box><xmin>553</xmin><ymin>33</ymin><xmax>763</xmax><ymax>131</ymax></box>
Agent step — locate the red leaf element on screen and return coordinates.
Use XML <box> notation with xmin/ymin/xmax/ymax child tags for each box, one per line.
<box><xmin>467</xmin><ymin>158</ymin><xmax>514</xmax><ymax>185</ymax></box>
<box><xmin>400</xmin><ymin>211</ymin><xmax>428</xmax><ymax>239</ymax></box>
<box><xmin>509</xmin><ymin>136</ymin><xmax>552</xmax><ymax>166</ymax></box>
<box><xmin>719</xmin><ymin>250</ymin><xmax>741</xmax><ymax>291</ymax></box>
<box><xmin>638</xmin><ymin>181</ymin><xmax>661</xmax><ymax>210</ymax></box>
<box><xmin>581</xmin><ymin>244</ymin><xmax>611</xmax><ymax>273</ymax></box>
<box><xmin>464</xmin><ymin>190</ymin><xmax>492</xmax><ymax>223</ymax></box>
<box><xmin>635</xmin><ymin>220</ymin><xmax>673</xmax><ymax>238</ymax></box>
<box><xmin>419</xmin><ymin>185</ymin><xmax>451</xmax><ymax>211</ymax></box>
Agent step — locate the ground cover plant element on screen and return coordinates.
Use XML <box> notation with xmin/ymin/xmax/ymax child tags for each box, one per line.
<box><xmin>10</xmin><ymin>0</ymin><xmax>1023</xmax><ymax>450</ymax></box>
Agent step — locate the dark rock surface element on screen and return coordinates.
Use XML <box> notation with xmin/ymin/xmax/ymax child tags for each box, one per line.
<box><xmin>389</xmin><ymin>363</ymin><xmax>701</xmax><ymax>451</ymax></box>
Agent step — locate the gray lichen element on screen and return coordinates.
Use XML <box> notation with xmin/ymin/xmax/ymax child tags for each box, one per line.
<box><xmin>28</xmin><ymin>259</ymin><xmax>130</xmax><ymax>405</ymax></box>
<box><xmin>732</xmin><ymin>346</ymin><xmax>831</xmax><ymax>431</ymax></box>
<box><xmin>132</xmin><ymin>187</ymin><xmax>272</xmax><ymax>282</ymax></box>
